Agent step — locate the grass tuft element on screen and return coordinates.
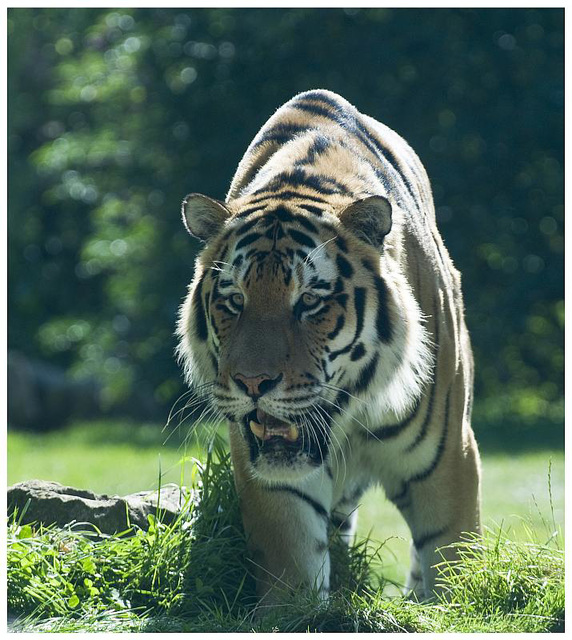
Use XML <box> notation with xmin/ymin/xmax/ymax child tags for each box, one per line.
<box><xmin>7</xmin><ymin>443</ymin><xmax>564</xmax><ymax>633</ymax></box>
<box><xmin>430</xmin><ymin>528</ymin><xmax>565</xmax><ymax>632</ymax></box>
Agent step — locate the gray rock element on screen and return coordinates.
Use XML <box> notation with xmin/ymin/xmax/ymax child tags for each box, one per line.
<box><xmin>7</xmin><ymin>480</ymin><xmax>192</xmax><ymax>535</ymax></box>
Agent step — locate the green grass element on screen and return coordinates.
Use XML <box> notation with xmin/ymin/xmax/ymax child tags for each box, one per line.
<box><xmin>7</xmin><ymin>444</ymin><xmax>564</xmax><ymax>633</ymax></box>
<box><xmin>7</xmin><ymin>420</ymin><xmax>201</xmax><ymax>496</ymax></box>
<box><xmin>8</xmin><ymin>419</ymin><xmax>564</xmax><ymax>595</ymax></box>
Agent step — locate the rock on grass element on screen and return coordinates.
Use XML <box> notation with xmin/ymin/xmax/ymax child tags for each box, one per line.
<box><xmin>7</xmin><ymin>479</ymin><xmax>191</xmax><ymax>534</ymax></box>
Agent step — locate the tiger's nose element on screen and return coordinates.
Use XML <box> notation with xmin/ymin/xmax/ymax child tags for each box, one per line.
<box><xmin>233</xmin><ymin>373</ymin><xmax>283</xmax><ymax>398</ymax></box>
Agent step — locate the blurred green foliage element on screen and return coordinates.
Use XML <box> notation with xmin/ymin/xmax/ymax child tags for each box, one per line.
<box><xmin>8</xmin><ymin>8</ymin><xmax>563</xmax><ymax>426</ymax></box>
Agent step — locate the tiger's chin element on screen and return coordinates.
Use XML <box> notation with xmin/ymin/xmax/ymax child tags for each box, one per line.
<box><xmin>241</xmin><ymin>409</ymin><xmax>326</xmax><ymax>483</ymax></box>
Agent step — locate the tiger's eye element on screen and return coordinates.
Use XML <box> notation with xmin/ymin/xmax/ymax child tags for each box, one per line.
<box><xmin>301</xmin><ymin>292</ymin><xmax>319</xmax><ymax>307</ymax></box>
<box><xmin>230</xmin><ymin>293</ymin><xmax>244</xmax><ymax>308</ymax></box>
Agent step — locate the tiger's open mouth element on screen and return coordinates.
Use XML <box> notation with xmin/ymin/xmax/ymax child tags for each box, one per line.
<box><xmin>242</xmin><ymin>406</ymin><xmax>330</xmax><ymax>475</ymax></box>
<box><xmin>246</xmin><ymin>408</ymin><xmax>300</xmax><ymax>444</ymax></box>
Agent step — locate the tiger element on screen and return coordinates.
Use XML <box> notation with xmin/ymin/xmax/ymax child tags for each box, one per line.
<box><xmin>176</xmin><ymin>89</ymin><xmax>481</xmax><ymax>605</ymax></box>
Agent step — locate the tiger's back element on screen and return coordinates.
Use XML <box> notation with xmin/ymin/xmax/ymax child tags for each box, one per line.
<box><xmin>177</xmin><ymin>90</ymin><xmax>481</xmax><ymax>603</ymax></box>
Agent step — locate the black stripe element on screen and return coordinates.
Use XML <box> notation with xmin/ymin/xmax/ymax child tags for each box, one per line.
<box><xmin>330</xmin><ymin>516</ymin><xmax>352</xmax><ymax>532</ymax></box>
<box><xmin>193</xmin><ymin>276</ymin><xmax>208</xmax><ymax>341</ymax></box>
<box><xmin>329</xmin><ymin>287</ymin><xmax>366</xmax><ymax>361</ymax></box>
<box><xmin>354</xmin><ymin>117</ymin><xmax>418</xmax><ymax>204</ymax></box>
<box><xmin>372</xmin><ymin>275</ymin><xmax>392</xmax><ymax>343</ymax></box>
<box><xmin>242</xmin><ymin>257</ymin><xmax>257</xmax><ymax>282</ymax></box>
<box><xmin>366</xmin><ymin>395</ymin><xmax>423</xmax><ymax>440</ymax></box>
<box><xmin>210</xmin><ymin>273</ymin><xmax>221</xmax><ymax>302</ymax></box>
<box><xmin>235</xmin><ymin>204</ymin><xmax>267</xmax><ymax>218</ymax></box>
<box><xmin>232</xmin><ymin>254</ymin><xmax>244</xmax><ymax>268</ymax></box>
<box><xmin>409</xmin><ymin>391</ymin><xmax>451</xmax><ymax>484</ymax></box>
<box><xmin>332</xmin><ymin>277</ymin><xmax>344</xmax><ymax>295</ymax></box>
<box><xmin>292</xmin><ymin>99</ymin><xmax>341</xmax><ymax>122</ymax></box>
<box><xmin>310</xmin><ymin>279</ymin><xmax>332</xmax><ymax>291</ymax></box>
<box><xmin>351</xmin><ymin>287</ymin><xmax>366</xmax><ymax>342</ymax></box>
<box><xmin>267</xmin><ymin>205</ymin><xmax>295</xmax><ymax>224</ymax></box>
<box><xmin>295</xmin><ymin>216</ymin><xmax>319</xmax><ymax>234</ymax></box>
<box><xmin>413</xmin><ymin>525</ymin><xmax>449</xmax><ymax>551</ymax></box>
<box><xmin>260</xmin><ymin>169</ymin><xmax>307</xmax><ymax>193</ymax></box>
<box><xmin>233</xmin><ymin>217</ymin><xmax>260</xmax><ymax>236</ymax></box>
<box><xmin>252</xmin><ymin>132</ymin><xmax>298</xmax><ymax>147</ymax></box>
<box><xmin>315</xmin><ymin>175</ymin><xmax>350</xmax><ymax>195</ymax></box>
<box><xmin>289</xmin><ymin>228</ymin><xmax>316</xmax><ymax>248</ymax></box>
<box><xmin>297</xmin><ymin>203</ymin><xmax>324</xmax><ymax>216</ymax></box>
<box><xmin>268</xmin><ymin>485</ymin><xmax>329</xmax><ymax>521</ymax></box>
<box><xmin>327</xmin><ymin>314</ymin><xmax>345</xmax><ymax>340</ymax></box>
<box><xmin>296</xmin><ymin>133</ymin><xmax>331</xmax><ymax>165</ymax></box>
<box><xmin>362</xmin><ymin>258</ymin><xmax>375</xmax><ymax>272</ymax></box>
<box><xmin>246</xmin><ymin>190</ymin><xmax>329</xmax><ymax>205</ymax></box>
<box><xmin>264</xmin><ymin>224</ymin><xmax>285</xmax><ymax>243</ymax></box>
<box><xmin>251</xmin><ymin>123</ymin><xmax>311</xmax><ymax>149</ymax></box>
<box><xmin>352</xmin><ymin>353</ymin><xmax>379</xmax><ymax>394</ymax></box>
<box><xmin>208</xmin><ymin>295</ymin><xmax>219</xmax><ymax>335</ymax></box>
<box><xmin>335</xmin><ymin>293</ymin><xmax>348</xmax><ymax>310</ymax></box>
<box><xmin>336</xmin><ymin>236</ymin><xmax>348</xmax><ymax>253</ymax></box>
<box><xmin>336</xmin><ymin>253</ymin><xmax>354</xmax><ymax>278</ymax></box>
<box><xmin>350</xmin><ymin>343</ymin><xmax>366</xmax><ymax>361</ymax></box>
<box><xmin>262</xmin><ymin>169</ymin><xmax>349</xmax><ymax>196</ymax></box>
<box><xmin>235</xmin><ymin>232</ymin><xmax>262</xmax><ymax>250</ymax></box>
<box><xmin>334</xmin><ymin>390</ymin><xmax>351</xmax><ymax>411</ymax></box>
<box><xmin>293</xmin><ymin>90</ymin><xmax>344</xmax><ymax>110</ymax></box>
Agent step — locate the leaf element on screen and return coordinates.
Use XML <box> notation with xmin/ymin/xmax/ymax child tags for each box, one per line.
<box><xmin>17</xmin><ymin>525</ymin><xmax>34</xmax><ymax>539</ymax></box>
<box><xmin>67</xmin><ymin>594</ymin><xmax>80</xmax><ymax>608</ymax></box>
<box><xmin>82</xmin><ymin>557</ymin><xmax>97</xmax><ymax>574</ymax></box>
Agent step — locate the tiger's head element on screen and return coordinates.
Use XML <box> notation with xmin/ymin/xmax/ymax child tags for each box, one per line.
<box><xmin>177</xmin><ymin>193</ymin><xmax>431</xmax><ymax>482</ymax></box>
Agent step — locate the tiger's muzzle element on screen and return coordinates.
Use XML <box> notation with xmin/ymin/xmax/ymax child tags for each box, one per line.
<box><xmin>240</xmin><ymin>404</ymin><xmax>331</xmax><ymax>480</ymax></box>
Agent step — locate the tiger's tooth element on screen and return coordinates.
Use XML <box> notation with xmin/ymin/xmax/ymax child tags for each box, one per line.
<box><xmin>250</xmin><ymin>420</ymin><xmax>266</xmax><ymax>440</ymax></box>
<box><xmin>286</xmin><ymin>425</ymin><xmax>299</xmax><ymax>442</ymax></box>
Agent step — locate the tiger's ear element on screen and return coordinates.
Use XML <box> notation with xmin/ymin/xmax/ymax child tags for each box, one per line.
<box><xmin>182</xmin><ymin>193</ymin><xmax>231</xmax><ymax>242</ymax></box>
<box><xmin>338</xmin><ymin>195</ymin><xmax>392</xmax><ymax>247</ymax></box>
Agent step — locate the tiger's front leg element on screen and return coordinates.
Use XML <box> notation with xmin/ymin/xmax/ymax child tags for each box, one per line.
<box><xmin>393</xmin><ymin>420</ymin><xmax>481</xmax><ymax>601</ymax></box>
<box><xmin>229</xmin><ymin>427</ymin><xmax>332</xmax><ymax>605</ymax></box>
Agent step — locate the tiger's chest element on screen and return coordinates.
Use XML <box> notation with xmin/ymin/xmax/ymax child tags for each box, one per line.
<box><xmin>328</xmin><ymin>402</ymin><xmax>445</xmax><ymax>508</ymax></box>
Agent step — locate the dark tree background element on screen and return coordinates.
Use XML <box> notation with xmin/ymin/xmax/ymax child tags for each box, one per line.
<box><xmin>8</xmin><ymin>8</ymin><xmax>563</xmax><ymax>438</ymax></box>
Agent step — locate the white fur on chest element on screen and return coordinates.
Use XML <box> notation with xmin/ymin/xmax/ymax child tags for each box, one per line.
<box><xmin>328</xmin><ymin>406</ymin><xmax>442</xmax><ymax>504</ymax></box>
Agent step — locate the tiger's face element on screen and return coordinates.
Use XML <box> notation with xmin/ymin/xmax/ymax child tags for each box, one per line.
<box><xmin>177</xmin><ymin>193</ymin><xmax>425</xmax><ymax>482</ymax></box>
